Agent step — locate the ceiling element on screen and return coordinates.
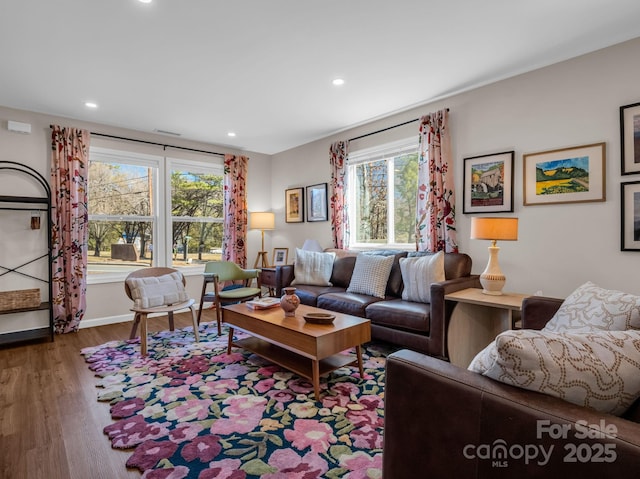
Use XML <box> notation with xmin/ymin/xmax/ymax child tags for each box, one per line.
<box><xmin>2</xmin><ymin>0</ymin><xmax>640</xmax><ymax>155</ymax></box>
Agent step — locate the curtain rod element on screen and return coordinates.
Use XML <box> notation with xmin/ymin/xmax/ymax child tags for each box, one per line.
<box><xmin>348</xmin><ymin>108</ymin><xmax>450</xmax><ymax>142</ymax></box>
<box><xmin>49</xmin><ymin>126</ymin><xmax>226</xmax><ymax>157</ymax></box>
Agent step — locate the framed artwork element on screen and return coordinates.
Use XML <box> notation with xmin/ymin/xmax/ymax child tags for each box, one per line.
<box><xmin>463</xmin><ymin>151</ymin><xmax>514</xmax><ymax>213</ymax></box>
<box><xmin>285</xmin><ymin>187</ymin><xmax>304</xmax><ymax>223</ymax></box>
<box><xmin>621</xmin><ymin>181</ymin><xmax>640</xmax><ymax>251</ymax></box>
<box><xmin>306</xmin><ymin>183</ymin><xmax>328</xmax><ymax>222</ymax></box>
<box><xmin>272</xmin><ymin>247</ymin><xmax>289</xmax><ymax>266</ymax></box>
<box><xmin>523</xmin><ymin>142</ymin><xmax>606</xmax><ymax>206</ymax></box>
<box><xmin>620</xmin><ymin>101</ymin><xmax>640</xmax><ymax>175</ymax></box>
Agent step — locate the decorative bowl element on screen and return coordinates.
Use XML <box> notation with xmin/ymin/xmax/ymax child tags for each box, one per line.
<box><xmin>303</xmin><ymin>312</ymin><xmax>336</xmax><ymax>324</ymax></box>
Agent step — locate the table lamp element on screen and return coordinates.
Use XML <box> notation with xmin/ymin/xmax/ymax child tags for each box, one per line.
<box><xmin>470</xmin><ymin>217</ymin><xmax>518</xmax><ymax>295</ymax></box>
<box><xmin>250</xmin><ymin>211</ymin><xmax>275</xmax><ymax>268</ymax></box>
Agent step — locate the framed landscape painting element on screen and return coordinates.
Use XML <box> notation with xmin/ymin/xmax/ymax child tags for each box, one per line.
<box><xmin>621</xmin><ymin>181</ymin><xmax>640</xmax><ymax>251</ymax></box>
<box><xmin>523</xmin><ymin>142</ymin><xmax>606</xmax><ymax>206</ymax></box>
<box><xmin>463</xmin><ymin>151</ymin><xmax>514</xmax><ymax>213</ymax></box>
<box><xmin>285</xmin><ymin>187</ymin><xmax>304</xmax><ymax>223</ymax></box>
<box><xmin>620</xmin><ymin>101</ymin><xmax>640</xmax><ymax>175</ymax></box>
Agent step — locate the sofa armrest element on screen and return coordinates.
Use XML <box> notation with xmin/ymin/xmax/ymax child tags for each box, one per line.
<box><xmin>521</xmin><ymin>296</ymin><xmax>563</xmax><ymax>330</ymax></box>
<box><xmin>428</xmin><ymin>275</ymin><xmax>482</xmax><ymax>358</ymax></box>
<box><xmin>273</xmin><ymin>265</ymin><xmax>295</xmax><ymax>294</ymax></box>
<box><xmin>384</xmin><ymin>349</ymin><xmax>640</xmax><ymax>478</ymax></box>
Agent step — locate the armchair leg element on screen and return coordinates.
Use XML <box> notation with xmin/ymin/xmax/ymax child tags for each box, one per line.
<box><xmin>140</xmin><ymin>313</ymin><xmax>148</xmax><ymax>356</ymax></box>
<box><xmin>216</xmin><ymin>303</ymin><xmax>222</xmax><ymax>336</ymax></box>
<box><xmin>168</xmin><ymin>311</ymin><xmax>175</xmax><ymax>331</ymax></box>
<box><xmin>189</xmin><ymin>306</ymin><xmax>200</xmax><ymax>343</ymax></box>
<box><xmin>130</xmin><ymin>312</ymin><xmax>141</xmax><ymax>339</ymax></box>
<box><xmin>197</xmin><ymin>280</ymin><xmax>208</xmax><ymax>325</ymax></box>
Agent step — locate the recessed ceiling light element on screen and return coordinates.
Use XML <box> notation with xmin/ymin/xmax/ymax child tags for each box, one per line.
<box><xmin>138</xmin><ymin>0</ymin><xmax>152</xmax><ymax>3</ymax></box>
<box><xmin>332</xmin><ymin>78</ymin><xmax>345</xmax><ymax>86</ymax></box>
<box><xmin>227</xmin><ymin>132</ymin><xmax>236</xmax><ymax>137</ymax></box>
<box><xmin>84</xmin><ymin>102</ymin><xmax>98</xmax><ymax>108</ymax></box>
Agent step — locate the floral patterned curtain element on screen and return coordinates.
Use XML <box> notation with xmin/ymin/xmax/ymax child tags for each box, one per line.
<box><xmin>415</xmin><ymin>109</ymin><xmax>458</xmax><ymax>253</ymax></box>
<box><xmin>222</xmin><ymin>154</ymin><xmax>248</xmax><ymax>267</ymax></box>
<box><xmin>50</xmin><ymin>126</ymin><xmax>90</xmax><ymax>333</ymax></box>
<box><xmin>329</xmin><ymin>141</ymin><xmax>349</xmax><ymax>249</ymax></box>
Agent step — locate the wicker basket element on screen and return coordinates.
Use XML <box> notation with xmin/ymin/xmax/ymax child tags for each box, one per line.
<box><xmin>0</xmin><ymin>288</ymin><xmax>41</xmax><ymax>311</ymax></box>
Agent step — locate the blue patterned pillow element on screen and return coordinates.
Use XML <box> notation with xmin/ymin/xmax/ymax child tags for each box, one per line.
<box><xmin>346</xmin><ymin>254</ymin><xmax>394</xmax><ymax>299</ymax></box>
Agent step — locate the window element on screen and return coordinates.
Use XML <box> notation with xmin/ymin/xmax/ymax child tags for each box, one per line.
<box><xmin>169</xmin><ymin>161</ymin><xmax>224</xmax><ymax>267</ymax></box>
<box><xmin>87</xmin><ymin>147</ymin><xmax>223</xmax><ymax>281</ymax></box>
<box><xmin>347</xmin><ymin>138</ymin><xmax>418</xmax><ymax>249</ymax></box>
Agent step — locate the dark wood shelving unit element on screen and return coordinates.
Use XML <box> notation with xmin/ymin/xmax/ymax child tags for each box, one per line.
<box><xmin>0</xmin><ymin>161</ymin><xmax>53</xmax><ymax>345</ymax></box>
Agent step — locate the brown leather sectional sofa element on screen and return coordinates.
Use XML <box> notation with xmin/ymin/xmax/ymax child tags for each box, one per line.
<box><xmin>383</xmin><ymin>296</ymin><xmax>640</xmax><ymax>478</ymax></box>
<box><xmin>275</xmin><ymin>249</ymin><xmax>480</xmax><ymax>357</ymax></box>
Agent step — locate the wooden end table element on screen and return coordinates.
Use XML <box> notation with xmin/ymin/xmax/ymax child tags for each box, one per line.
<box><xmin>445</xmin><ymin>288</ymin><xmax>530</xmax><ymax>368</ymax></box>
<box><xmin>222</xmin><ymin>303</ymin><xmax>371</xmax><ymax>401</ymax></box>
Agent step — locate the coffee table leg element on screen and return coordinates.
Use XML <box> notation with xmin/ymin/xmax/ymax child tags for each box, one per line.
<box><xmin>356</xmin><ymin>344</ymin><xmax>364</xmax><ymax>378</ymax></box>
<box><xmin>227</xmin><ymin>327</ymin><xmax>234</xmax><ymax>355</ymax></box>
<box><xmin>312</xmin><ymin>359</ymin><xmax>320</xmax><ymax>401</ymax></box>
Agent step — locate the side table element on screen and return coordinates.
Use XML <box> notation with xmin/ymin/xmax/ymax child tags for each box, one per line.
<box><xmin>445</xmin><ymin>288</ymin><xmax>530</xmax><ymax>368</ymax></box>
<box><xmin>259</xmin><ymin>267</ymin><xmax>280</xmax><ymax>297</ymax></box>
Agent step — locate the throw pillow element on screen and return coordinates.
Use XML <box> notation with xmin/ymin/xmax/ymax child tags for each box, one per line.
<box><xmin>473</xmin><ymin>328</ymin><xmax>640</xmax><ymax>415</ymax></box>
<box><xmin>399</xmin><ymin>251</ymin><xmax>445</xmax><ymax>303</ymax></box>
<box><xmin>291</xmin><ymin>248</ymin><xmax>336</xmax><ymax>286</ymax></box>
<box><xmin>346</xmin><ymin>253</ymin><xmax>394</xmax><ymax>299</ymax></box>
<box><xmin>126</xmin><ymin>272</ymin><xmax>189</xmax><ymax>309</ymax></box>
<box><xmin>543</xmin><ymin>281</ymin><xmax>640</xmax><ymax>333</ymax></box>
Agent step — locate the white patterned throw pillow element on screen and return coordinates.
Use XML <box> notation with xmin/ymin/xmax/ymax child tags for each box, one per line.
<box><xmin>291</xmin><ymin>248</ymin><xmax>336</xmax><ymax>286</ymax></box>
<box><xmin>543</xmin><ymin>281</ymin><xmax>640</xmax><ymax>333</ymax></box>
<box><xmin>399</xmin><ymin>251</ymin><xmax>445</xmax><ymax>303</ymax></box>
<box><xmin>473</xmin><ymin>328</ymin><xmax>640</xmax><ymax>415</ymax></box>
<box><xmin>126</xmin><ymin>272</ymin><xmax>189</xmax><ymax>309</ymax></box>
<box><xmin>346</xmin><ymin>254</ymin><xmax>394</xmax><ymax>299</ymax></box>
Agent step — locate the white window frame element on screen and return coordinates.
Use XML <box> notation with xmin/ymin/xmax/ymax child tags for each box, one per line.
<box><xmin>87</xmin><ymin>147</ymin><xmax>223</xmax><ymax>284</ymax></box>
<box><xmin>347</xmin><ymin>137</ymin><xmax>418</xmax><ymax>250</ymax></box>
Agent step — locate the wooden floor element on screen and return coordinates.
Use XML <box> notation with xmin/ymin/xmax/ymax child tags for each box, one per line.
<box><xmin>0</xmin><ymin>309</ymin><xmax>217</xmax><ymax>479</ymax></box>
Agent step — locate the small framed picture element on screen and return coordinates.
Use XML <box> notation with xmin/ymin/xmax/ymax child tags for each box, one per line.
<box><xmin>306</xmin><ymin>183</ymin><xmax>328</xmax><ymax>222</ymax></box>
<box><xmin>621</xmin><ymin>181</ymin><xmax>640</xmax><ymax>251</ymax></box>
<box><xmin>272</xmin><ymin>247</ymin><xmax>289</xmax><ymax>266</ymax></box>
<box><xmin>523</xmin><ymin>142</ymin><xmax>606</xmax><ymax>206</ymax></box>
<box><xmin>285</xmin><ymin>187</ymin><xmax>304</xmax><ymax>223</ymax></box>
<box><xmin>620</xmin><ymin>102</ymin><xmax>640</xmax><ymax>175</ymax></box>
<box><xmin>463</xmin><ymin>151</ymin><xmax>514</xmax><ymax>214</ymax></box>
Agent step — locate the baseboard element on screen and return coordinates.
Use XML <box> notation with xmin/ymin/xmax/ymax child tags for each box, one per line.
<box><xmin>79</xmin><ymin>307</ymin><xmax>206</xmax><ymax>329</ymax></box>
<box><xmin>79</xmin><ymin>314</ymin><xmax>131</xmax><ymax>329</ymax></box>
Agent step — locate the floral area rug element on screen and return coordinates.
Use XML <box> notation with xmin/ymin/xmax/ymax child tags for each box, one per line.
<box><xmin>81</xmin><ymin>322</ymin><xmax>394</xmax><ymax>479</ymax></box>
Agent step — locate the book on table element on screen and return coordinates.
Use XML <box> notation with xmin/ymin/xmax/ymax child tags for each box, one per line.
<box><xmin>245</xmin><ymin>297</ymin><xmax>281</xmax><ymax>310</ymax></box>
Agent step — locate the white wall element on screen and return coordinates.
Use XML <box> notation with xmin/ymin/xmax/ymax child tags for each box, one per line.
<box><xmin>3</xmin><ymin>35</ymin><xmax>640</xmax><ymax>331</ymax></box>
<box><xmin>271</xmin><ymin>36</ymin><xmax>640</xmax><ymax>299</ymax></box>
<box><xmin>0</xmin><ymin>106</ymin><xmax>272</xmax><ymax>329</ymax></box>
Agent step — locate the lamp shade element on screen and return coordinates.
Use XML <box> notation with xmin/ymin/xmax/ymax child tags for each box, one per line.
<box><xmin>249</xmin><ymin>212</ymin><xmax>275</xmax><ymax>230</ymax></box>
<box><xmin>470</xmin><ymin>217</ymin><xmax>518</xmax><ymax>241</ymax></box>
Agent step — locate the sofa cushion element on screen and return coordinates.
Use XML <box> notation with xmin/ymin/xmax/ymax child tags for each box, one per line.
<box><xmin>347</xmin><ymin>253</ymin><xmax>394</xmax><ymax>299</ymax></box>
<box><xmin>469</xmin><ymin>328</ymin><xmax>640</xmax><ymax>415</ymax></box>
<box><xmin>543</xmin><ymin>281</ymin><xmax>640</xmax><ymax>333</ymax></box>
<box><xmin>329</xmin><ymin>255</ymin><xmax>358</xmax><ymax>288</ymax></box>
<box><xmin>291</xmin><ymin>248</ymin><xmax>336</xmax><ymax>286</ymax></box>
<box><xmin>317</xmin><ymin>292</ymin><xmax>383</xmax><ymax>317</ymax></box>
<box><xmin>292</xmin><ymin>285</ymin><xmax>346</xmax><ymax>307</ymax></box>
<box><xmin>365</xmin><ymin>299</ymin><xmax>431</xmax><ymax>334</ymax></box>
<box><xmin>400</xmin><ymin>251</ymin><xmax>445</xmax><ymax>303</ymax></box>
<box><xmin>126</xmin><ymin>272</ymin><xmax>188</xmax><ymax>309</ymax></box>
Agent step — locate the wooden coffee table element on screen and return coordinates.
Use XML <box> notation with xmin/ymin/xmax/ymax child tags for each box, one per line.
<box><xmin>222</xmin><ymin>303</ymin><xmax>371</xmax><ymax>401</ymax></box>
